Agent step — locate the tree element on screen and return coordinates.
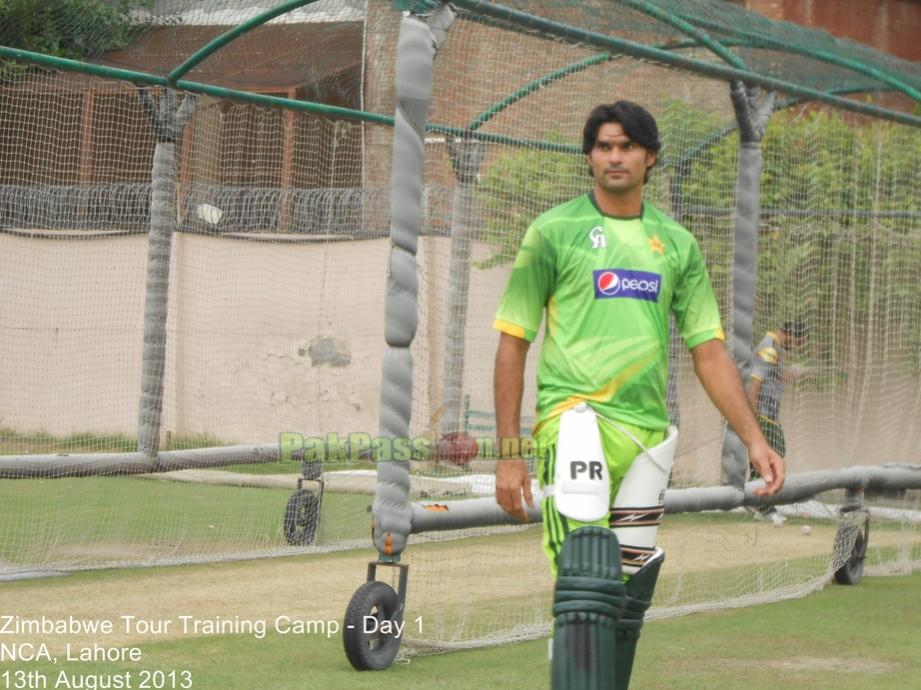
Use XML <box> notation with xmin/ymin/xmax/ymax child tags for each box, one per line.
<box><xmin>0</xmin><ymin>0</ymin><xmax>153</xmax><ymax>81</ymax></box>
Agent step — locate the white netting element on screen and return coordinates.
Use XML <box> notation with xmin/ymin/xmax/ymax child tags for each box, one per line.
<box><xmin>0</xmin><ymin>1</ymin><xmax>390</xmax><ymax>572</ymax></box>
<box><xmin>1</xmin><ymin>0</ymin><xmax>919</xmax><ymax>655</ymax></box>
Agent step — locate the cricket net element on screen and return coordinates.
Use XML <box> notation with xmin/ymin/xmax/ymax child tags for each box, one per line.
<box><xmin>1</xmin><ymin>0</ymin><xmax>920</xmax><ymax>653</ymax></box>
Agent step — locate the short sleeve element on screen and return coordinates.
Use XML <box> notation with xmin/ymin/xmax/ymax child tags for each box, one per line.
<box><xmin>671</xmin><ymin>236</ymin><xmax>725</xmax><ymax>349</ymax></box>
<box><xmin>494</xmin><ymin>224</ymin><xmax>556</xmax><ymax>342</ymax></box>
<box><xmin>751</xmin><ymin>344</ymin><xmax>778</xmax><ymax>381</ymax></box>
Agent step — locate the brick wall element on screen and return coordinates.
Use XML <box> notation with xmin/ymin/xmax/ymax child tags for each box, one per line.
<box><xmin>748</xmin><ymin>0</ymin><xmax>921</xmax><ymax>60</ymax></box>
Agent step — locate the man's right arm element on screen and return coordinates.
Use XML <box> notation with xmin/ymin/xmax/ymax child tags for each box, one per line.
<box><xmin>494</xmin><ymin>331</ymin><xmax>534</xmax><ymax>522</ymax></box>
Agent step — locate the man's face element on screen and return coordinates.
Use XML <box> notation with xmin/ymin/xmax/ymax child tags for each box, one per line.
<box><xmin>785</xmin><ymin>334</ymin><xmax>807</xmax><ymax>351</ymax></box>
<box><xmin>586</xmin><ymin>122</ymin><xmax>657</xmax><ymax>195</ymax></box>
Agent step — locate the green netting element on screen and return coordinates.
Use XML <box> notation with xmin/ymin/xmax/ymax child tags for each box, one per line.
<box><xmin>2</xmin><ymin>0</ymin><xmax>920</xmax><ymax>125</ymax></box>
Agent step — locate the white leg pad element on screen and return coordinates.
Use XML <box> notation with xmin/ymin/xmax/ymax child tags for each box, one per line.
<box><xmin>610</xmin><ymin>425</ymin><xmax>678</xmax><ymax>575</ymax></box>
<box><xmin>543</xmin><ymin>403</ymin><xmax>610</xmax><ymax>523</ymax></box>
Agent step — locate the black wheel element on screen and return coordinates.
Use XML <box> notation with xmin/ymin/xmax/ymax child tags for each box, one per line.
<box><xmin>343</xmin><ymin>581</ymin><xmax>402</xmax><ymax>670</ymax></box>
<box><xmin>833</xmin><ymin>517</ymin><xmax>869</xmax><ymax>585</ymax></box>
<box><xmin>283</xmin><ymin>489</ymin><xmax>320</xmax><ymax>546</ymax></box>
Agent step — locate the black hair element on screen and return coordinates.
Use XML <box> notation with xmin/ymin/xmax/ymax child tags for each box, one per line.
<box><xmin>582</xmin><ymin>102</ymin><xmax>662</xmax><ymax>154</ymax></box>
<box><xmin>582</xmin><ymin>101</ymin><xmax>661</xmax><ymax>182</ymax></box>
<box><xmin>782</xmin><ymin>320</ymin><xmax>809</xmax><ymax>339</ymax></box>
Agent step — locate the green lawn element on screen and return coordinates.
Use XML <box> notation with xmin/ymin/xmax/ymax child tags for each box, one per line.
<box><xmin>0</xmin><ymin>476</ymin><xmax>372</xmax><ymax>564</ymax></box>
<box><xmin>1</xmin><ymin>572</ymin><xmax>918</xmax><ymax>689</ymax></box>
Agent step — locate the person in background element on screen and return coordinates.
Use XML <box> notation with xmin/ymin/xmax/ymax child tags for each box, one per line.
<box><xmin>748</xmin><ymin>320</ymin><xmax>809</xmax><ymax>523</ymax></box>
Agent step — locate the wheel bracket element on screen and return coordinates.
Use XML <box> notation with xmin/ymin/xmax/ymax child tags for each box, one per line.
<box><xmin>367</xmin><ymin>561</ymin><xmax>410</xmax><ymax>621</ymax></box>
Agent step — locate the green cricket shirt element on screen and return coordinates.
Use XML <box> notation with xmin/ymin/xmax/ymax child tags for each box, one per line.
<box><xmin>494</xmin><ymin>193</ymin><xmax>724</xmax><ymax>431</ymax></box>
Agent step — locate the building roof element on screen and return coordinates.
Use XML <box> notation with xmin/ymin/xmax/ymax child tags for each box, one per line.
<box><xmin>99</xmin><ymin>21</ymin><xmax>363</xmax><ymax>92</ymax></box>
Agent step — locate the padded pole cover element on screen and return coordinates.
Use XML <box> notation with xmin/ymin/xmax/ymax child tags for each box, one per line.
<box><xmin>373</xmin><ymin>4</ymin><xmax>455</xmax><ymax>558</ymax></box>
<box><xmin>721</xmin><ymin>80</ymin><xmax>774</xmax><ymax>488</ymax></box>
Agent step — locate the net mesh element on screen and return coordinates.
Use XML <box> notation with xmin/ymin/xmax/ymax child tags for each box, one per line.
<box><xmin>1</xmin><ymin>0</ymin><xmax>920</xmax><ymax>653</ymax></box>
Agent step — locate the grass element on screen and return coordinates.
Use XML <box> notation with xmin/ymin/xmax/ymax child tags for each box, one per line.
<box><xmin>639</xmin><ymin>572</ymin><xmax>921</xmax><ymax>690</ymax></box>
<box><xmin>1</xmin><ymin>569</ymin><xmax>918</xmax><ymax>689</ymax></box>
<box><xmin>0</xmin><ymin>427</ymin><xmax>229</xmax><ymax>454</ymax></box>
<box><xmin>0</xmin><ymin>449</ymin><xmax>918</xmax><ymax>688</ymax></box>
<box><xmin>0</xmin><ymin>477</ymin><xmax>372</xmax><ymax>563</ymax></box>
<box><xmin>0</xmin><ymin>472</ymin><xmax>913</xmax><ymax>569</ymax></box>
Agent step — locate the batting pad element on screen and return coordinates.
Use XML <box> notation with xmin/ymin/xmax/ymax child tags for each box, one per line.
<box><xmin>608</xmin><ymin>425</ymin><xmax>677</xmax><ymax>575</ymax></box>
<box><xmin>549</xmin><ymin>403</ymin><xmax>610</xmax><ymax>522</ymax></box>
<box><xmin>616</xmin><ymin>548</ymin><xmax>666</xmax><ymax>690</ymax></box>
<box><xmin>551</xmin><ymin>526</ymin><xmax>625</xmax><ymax>690</ymax></box>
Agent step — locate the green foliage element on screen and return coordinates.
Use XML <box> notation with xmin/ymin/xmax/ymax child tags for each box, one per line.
<box><xmin>0</xmin><ymin>0</ymin><xmax>154</xmax><ymax>81</ymax></box>
<box><xmin>476</xmin><ymin>135</ymin><xmax>585</xmax><ymax>268</ymax></box>
<box><xmin>672</xmin><ymin>107</ymin><xmax>921</xmax><ymax>222</ymax></box>
<box><xmin>750</xmin><ymin>111</ymin><xmax>921</xmax><ymax>371</ymax></box>
<box><xmin>657</xmin><ymin>97</ymin><xmax>732</xmax><ymax>171</ymax></box>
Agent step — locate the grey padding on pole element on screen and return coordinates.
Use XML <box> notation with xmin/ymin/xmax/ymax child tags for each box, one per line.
<box><xmin>721</xmin><ymin>81</ymin><xmax>774</xmax><ymax>488</ymax></box>
<box><xmin>373</xmin><ymin>4</ymin><xmax>455</xmax><ymax>559</ymax></box>
<box><xmin>136</xmin><ymin>88</ymin><xmax>196</xmax><ymax>459</ymax></box>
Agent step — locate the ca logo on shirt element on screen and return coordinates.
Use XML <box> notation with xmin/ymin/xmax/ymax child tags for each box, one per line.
<box><xmin>589</xmin><ymin>226</ymin><xmax>606</xmax><ymax>249</ymax></box>
<box><xmin>594</xmin><ymin>268</ymin><xmax>661</xmax><ymax>302</ymax></box>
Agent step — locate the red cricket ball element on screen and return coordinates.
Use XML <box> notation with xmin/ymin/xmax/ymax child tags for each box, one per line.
<box><xmin>435</xmin><ymin>432</ymin><xmax>479</xmax><ymax>465</ymax></box>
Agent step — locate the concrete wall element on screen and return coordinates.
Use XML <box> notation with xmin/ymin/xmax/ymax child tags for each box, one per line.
<box><xmin>0</xmin><ymin>231</ymin><xmax>530</xmax><ymax>447</ymax></box>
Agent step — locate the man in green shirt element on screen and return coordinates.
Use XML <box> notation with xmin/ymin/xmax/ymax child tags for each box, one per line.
<box><xmin>492</xmin><ymin>101</ymin><xmax>784</xmax><ymax>689</ymax></box>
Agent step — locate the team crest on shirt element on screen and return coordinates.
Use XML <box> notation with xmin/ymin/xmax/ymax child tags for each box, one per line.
<box><xmin>593</xmin><ymin>268</ymin><xmax>661</xmax><ymax>302</ymax></box>
<box><xmin>589</xmin><ymin>226</ymin><xmax>606</xmax><ymax>249</ymax></box>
